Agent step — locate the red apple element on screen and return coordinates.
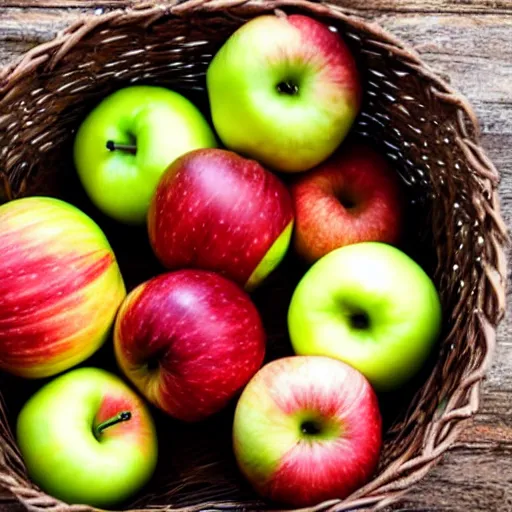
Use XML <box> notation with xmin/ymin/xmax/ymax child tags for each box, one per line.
<box><xmin>290</xmin><ymin>142</ymin><xmax>403</xmax><ymax>262</ymax></box>
<box><xmin>114</xmin><ymin>269</ymin><xmax>266</xmax><ymax>422</ymax></box>
<box><xmin>0</xmin><ymin>197</ymin><xmax>126</xmax><ymax>378</ymax></box>
<box><xmin>233</xmin><ymin>356</ymin><xmax>382</xmax><ymax>507</ymax></box>
<box><xmin>147</xmin><ymin>148</ymin><xmax>294</xmax><ymax>290</ymax></box>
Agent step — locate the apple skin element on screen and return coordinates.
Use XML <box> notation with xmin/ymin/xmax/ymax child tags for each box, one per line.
<box><xmin>114</xmin><ymin>270</ymin><xmax>266</xmax><ymax>422</ymax></box>
<box><xmin>73</xmin><ymin>85</ymin><xmax>217</xmax><ymax>224</ymax></box>
<box><xmin>147</xmin><ymin>148</ymin><xmax>294</xmax><ymax>290</ymax></box>
<box><xmin>206</xmin><ymin>14</ymin><xmax>361</xmax><ymax>172</ymax></box>
<box><xmin>16</xmin><ymin>367</ymin><xmax>158</xmax><ymax>507</ymax></box>
<box><xmin>233</xmin><ymin>356</ymin><xmax>382</xmax><ymax>507</ymax></box>
<box><xmin>291</xmin><ymin>142</ymin><xmax>403</xmax><ymax>263</ymax></box>
<box><xmin>288</xmin><ymin>242</ymin><xmax>442</xmax><ymax>391</ymax></box>
<box><xmin>0</xmin><ymin>197</ymin><xmax>126</xmax><ymax>379</ymax></box>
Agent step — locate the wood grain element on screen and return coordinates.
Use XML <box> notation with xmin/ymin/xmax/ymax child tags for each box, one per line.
<box><xmin>1</xmin><ymin>0</ymin><xmax>512</xmax><ymax>14</ymax></box>
<box><xmin>0</xmin><ymin>2</ymin><xmax>511</xmax><ymax>511</ymax></box>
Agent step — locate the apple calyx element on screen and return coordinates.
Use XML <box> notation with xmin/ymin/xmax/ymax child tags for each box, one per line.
<box><xmin>350</xmin><ymin>312</ymin><xmax>370</xmax><ymax>330</ymax></box>
<box><xmin>296</xmin><ymin>412</ymin><xmax>341</xmax><ymax>442</ymax></box>
<box><xmin>336</xmin><ymin>190</ymin><xmax>357</xmax><ymax>210</ymax></box>
<box><xmin>276</xmin><ymin>80</ymin><xmax>299</xmax><ymax>96</ymax></box>
<box><xmin>106</xmin><ymin>140</ymin><xmax>137</xmax><ymax>155</ymax></box>
<box><xmin>300</xmin><ymin>419</ymin><xmax>323</xmax><ymax>436</ymax></box>
<box><xmin>95</xmin><ymin>410</ymin><xmax>132</xmax><ymax>436</ymax></box>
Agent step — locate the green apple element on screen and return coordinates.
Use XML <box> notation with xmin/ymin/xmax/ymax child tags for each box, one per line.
<box><xmin>206</xmin><ymin>14</ymin><xmax>361</xmax><ymax>172</ymax></box>
<box><xmin>16</xmin><ymin>367</ymin><xmax>158</xmax><ymax>507</ymax></box>
<box><xmin>288</xmin><ymin>242</ymin><xmax>442</xmax><ymax>391</ymax></box>
<box><xmin>73</xmin><ymin>85</ymin><xmax>216</xmax><ymax>224</ymax></box>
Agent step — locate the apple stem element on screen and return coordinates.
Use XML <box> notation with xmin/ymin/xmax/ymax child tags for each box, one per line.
<box><xmin>106</xmin><ymin>140</ymin><xmax>137</xmax><ymax>154</ymax></box>
<box><xmin>95</xmin><ymin>410</ymin><xmax>132</xmax><ymax>436</ymax></box>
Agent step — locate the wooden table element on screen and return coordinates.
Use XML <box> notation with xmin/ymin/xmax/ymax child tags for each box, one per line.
<box><xmin>0</xmin><ymin>1</ymin><xmax>510</xmax><ymax>511</ymax></box>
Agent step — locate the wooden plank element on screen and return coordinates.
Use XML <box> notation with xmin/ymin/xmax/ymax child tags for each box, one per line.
<box><xmin>486</xmin><ymin>332</ymin><xmax>512</xmax><ymax>391</ymax></box>
<box><xmin>0</xmin><ymin>8</ymin><xmax>85</xmax><ymax>43</ymax></box>
<box><xmin>466</xmin><ymin>391</ymin><xmax>512</xmax><ymax>439</ymax></box>
<box><xmin>378</xmin><ymin>13</ymin><xmax>512</xmax><ymax>58</ymax></box>
<box><xmin>389</xmin><ymin>390</ymin><xmax>512</xmax><ymax>511</ymax></box>
<box><xmin>0</xmin><ymin>1</ymin><xmax>132</xmax><ymax>6</ymax></box>
<box><xmin>394</xmin><ymin>445</ymin><xmax>512</xmax><ymax>511</ymax></box>
<box><xmin>0</xmin><ymin>40</ymin><xmax>33</xmax><ymax>66</ymax></box>
<box><xmin>374</xmin><ymin>15</ymin><xmax>512</xmax><ymax>135</ymax></box>
<box><xmin>1</xmin><ymin>0</ymin><xmax>512</xmax><ymax>14</ymax></box>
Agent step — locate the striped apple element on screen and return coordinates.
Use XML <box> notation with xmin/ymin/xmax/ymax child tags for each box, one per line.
<box><xmin>0</xmin><ymin>197</ymin><xmax>126</xmax><ymax>378</ymax></box>
<box><xmin>233</xmin><ymin>356</ymin><xmax>382</xmax><ymax>507</ymax></box>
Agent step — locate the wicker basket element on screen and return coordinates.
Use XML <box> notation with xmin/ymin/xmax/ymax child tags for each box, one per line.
<box><xmin>0</xmin><ymin>1</ymin><xmax>508</xmax><ymax>511</ymax></box>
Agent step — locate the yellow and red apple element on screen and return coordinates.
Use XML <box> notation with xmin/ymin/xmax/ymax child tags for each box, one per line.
<box><xmin>233</xmin><ymin>356</ymin><xmax>382</xmax><ymax>507</ymax></box>
<box><xmin>147</xmin><ymin>148</ymin><xmax>294</xmax><ymax>290</ymax></box>
<box><xmin>0</xmin><ymin>197</ymin><xmax>126</xmax><ymax>378</ymax></box>
<box><xmin>114</xmin><ymin>270</ymin><xmax>266</xmax><ymax>422</ymax></box>
<box><xmin>290</xmin><ymin>142</ymin><xmax>403</xmax><ymax>263</ymax></box>
<box><xmin>207</xmin><ymin>14</ymin><xmax>361</xmax><ymax>172</ymax></box>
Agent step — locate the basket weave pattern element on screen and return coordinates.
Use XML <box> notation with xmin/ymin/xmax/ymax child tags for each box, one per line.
<box><xmin>0</xmin><ymin>2</ymin><xmax>508</xmax><ymax>511</ymax></box>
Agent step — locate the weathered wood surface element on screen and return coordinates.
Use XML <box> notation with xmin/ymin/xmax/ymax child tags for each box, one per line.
<box><xmin>0</xmin><ymin>1</ymin><xmax>511</xmax><ymax>511</ymax></box>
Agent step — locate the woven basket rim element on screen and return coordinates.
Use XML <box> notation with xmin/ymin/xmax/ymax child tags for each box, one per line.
<box><xmin>0</xmin><ymin>2</ymin><xmax>509</xmax><ymax>511</ymax></box>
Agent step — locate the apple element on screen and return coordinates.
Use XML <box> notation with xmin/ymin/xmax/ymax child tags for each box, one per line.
<box><xmin>0</xmin><ymin>197</ymin><xmax>126</xmax><ymax>379</ymax></box>
<box><xmin>290</xmin><ymin>141</ymin><xmax>403</xmax><ymax>263</ymax></box>
<box><xmin>114</xmin><ymin>269</ymin><xmax>266</xmax><ymax>422</ymax></box>
<box><xmin>206</xmin><ymin>14</ymin><xmax>361</xmax><ymax>173</ymax></box>
<box><xmin>73</xmin><ymin>85</ymin><xmax>217</xmax><ymax>224</ymax></box>
<box><xmin>288</xmin><ymin>242</ymin><xmax>442</xmax><ymax>391</ymax></box>
<box><xmin>147</xmin><ymin>148</ymin><xmax>294</xmax><ymax>290</ymax></box>
<box><xmin>233</xmin><ymin>355</ymin><xmax>382</xmax><ymax>507</ymax></box>
<box><xmin>16</xmin><ymin>367</ymin><xmax>158</xmax><ymax>507</ymax></box>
